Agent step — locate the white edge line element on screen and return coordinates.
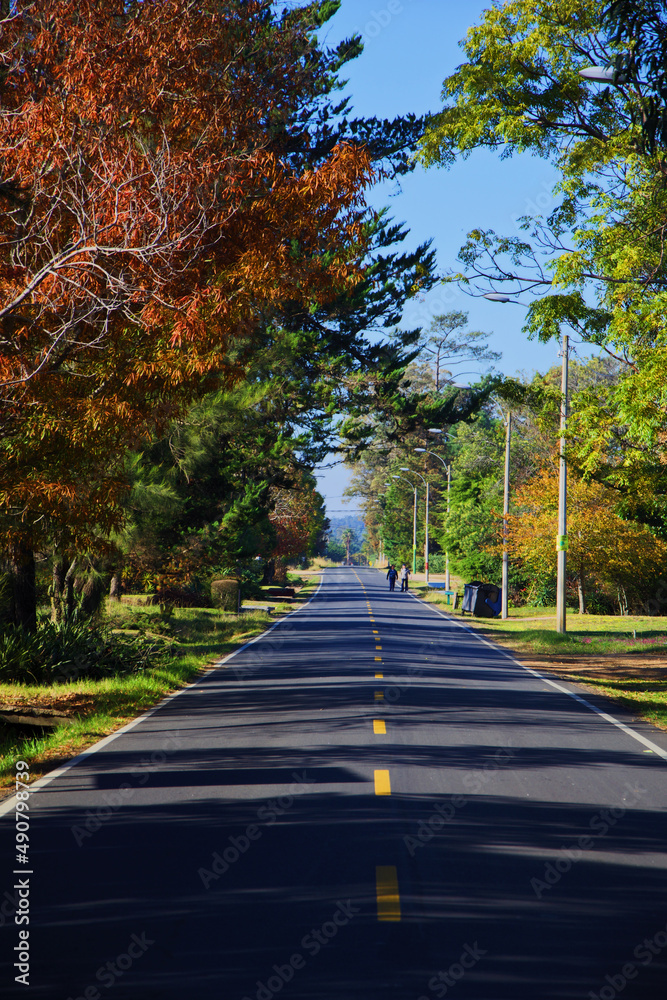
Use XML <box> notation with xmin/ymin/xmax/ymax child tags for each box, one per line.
<box><xmin>401</xmin><ymin>574</ymin><xmax>667</xmax><ymax>765</ymax></box>
<box><xmin>0</xmin><ymin>575</ymin><xmax>325</xmax><ymax>818</ymax></box>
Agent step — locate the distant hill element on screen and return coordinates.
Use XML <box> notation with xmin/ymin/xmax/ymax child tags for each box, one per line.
<box><xmin>327</xmin><ymin>514</ymin><xmax>366</xmax><ymax>543</ymax></box>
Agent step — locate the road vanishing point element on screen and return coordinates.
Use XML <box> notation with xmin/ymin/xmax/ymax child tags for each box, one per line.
<box><xmin>2</xmin><ymin>567</ymin><xmax>667</xmax><ymax>999</ymax></box>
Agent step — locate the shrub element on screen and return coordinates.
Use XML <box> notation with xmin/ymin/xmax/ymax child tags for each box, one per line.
<box><xmin>211</xmin><ymin>579</ymin><xmax>239</xmax><ymax>612</ymax></box>
<box><xmin>150</xmin><ymin>585</ymin><xmax>212</xmax><ymax>610</ymax></box>
<box><xmin>0</xmin><ymin>620</ymin><xmax>156</xmax><ymax>685</ymax></box>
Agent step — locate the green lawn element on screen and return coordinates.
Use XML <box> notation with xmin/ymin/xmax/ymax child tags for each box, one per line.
<box><xmin>0</xmin><ymin>576</ymin><xmax>323</xmax><ymax>790</ymax></box>
<box><xmin>410</xmin><ymin>592</ymin><xmax>667</xmax><ymax>732</ymax></box>
<box><xmin>448</xmin><ymin>605</ymin><xmax>667</xmax><ymax>657</ymax></box>
<box><xmin>0</xmin><ymin>588</ymin><xmax>322</xmax><ymax>791</ymax></box>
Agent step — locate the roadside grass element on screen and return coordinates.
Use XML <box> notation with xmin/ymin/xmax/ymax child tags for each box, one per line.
<box><xmin>412</xmin><ymin>597</ymin><xmax>667</xmax><ymax>731</ymax></box>
<box><xmin>559</xmin><ymin>676</ymin><xmax>667</xmax><ymax>732</ymax></box>
<box><xmin>0</xmin><ymin>604</ymin><xmax>275</xmax><ymax>791</ymax></box>
<box><xmin>448</xmin><ymin>607</ymin><xmax>667</xmax><ymax>657</ymax></box>
<box><xmin>411</xmin><ymin>577</ymin><xmax>463</xmax><ymax>614</ymax></box>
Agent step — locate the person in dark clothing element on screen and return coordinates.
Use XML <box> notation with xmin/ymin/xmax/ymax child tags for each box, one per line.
<box><xmin>386</xmin><ymin>564</ymin><xmax>398</xmax><ymax>591</ymax></box>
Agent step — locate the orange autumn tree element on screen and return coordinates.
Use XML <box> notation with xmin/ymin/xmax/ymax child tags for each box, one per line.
<box><xmin>268</xmin><ymin>477</ymin><xmax>326</xmax><ymax>583</ymax></box>
<box><xmin>0</xmin><ymin>0</ymin><xmax>372</xmax><ymax>625</ymax></box>
<box><xmin>505</xmin><ymin>468</ymin><xmax>667</xmax><ymax>614</ymax></box>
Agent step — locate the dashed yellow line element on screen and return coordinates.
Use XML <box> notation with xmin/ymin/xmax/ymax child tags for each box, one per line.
<box><xmin>374</xmin><ymin>656</ymin><xmax>382</xmax><ymax>662</ymax></box>
<box><xmin>374</xmin><ymin>690</ymin><xmax>384</xmax><ymax>700</ymax></box>
<box><xmin>376</xmin><ymin>866</ymin><xmax>401</xmax><ymax>922</ymax></box>
<box><xmin>374</xmin><ymin>769</ymin><xmax>391</xmax><ymax>795</ymax></box>
<box><xmin>375</xmin><ymin>672</ymin><xmax>383</xmax><ymax>678</ymax></box>
<box><xmin>373</xmin><ymin>719</ymin><xmax>386</xmax><ymax>735</ymax></box>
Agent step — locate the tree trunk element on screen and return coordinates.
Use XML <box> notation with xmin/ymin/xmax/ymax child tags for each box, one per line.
<box><xmin>578</xmin><ymin>560</ymin><xmax>586</xmax><ymax>615</ymax></box>
<box><xmin>51</xmin><ymin>557</ymin><xmax>67</xmax><ymax>623</ymax></box>
<box><xmin>52</xmin><ymin>556</ymin><xmax>77</xmax><ymax>623</ymax></box>
<box><xmin>64</xmin><ymin>558</ymin><xmax>77</xmax><ymax>621</ymax></box>
<box><xmin>9</xmin><ymin>541</ymin><xmax>36</xmax><ymax>632</ymax></box>
<box><xmin>109</xmin><ymin>571</ymin><xmax>122</xmax><ymax>601</ymax></box>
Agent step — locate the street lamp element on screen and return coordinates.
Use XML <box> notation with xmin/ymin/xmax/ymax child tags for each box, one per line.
<box><xmin>578</xmin><ymin>63</ymin><xmax>636</xmax><ymax>86</ymax></box>
<box><xmin>391</xmin><ymin>474</ymin><xmax>418</xmax><ymax>575</ymax></box>
<box><xmin>415</xmin><ymin>447</ymin><xmax>452</xmax><ymax>589</ymax></box>
<box><xmin>499</xmin><ymin>408</ymin><xmax>512</xmax><ymax>621</ymax></box>
<box><xmin>483</xmin><ymin>293</ymin><xmax>516</xmax><ymax>303</ymax></box>
<box><xmin>485</xmin><ymin>292</ymin><xmax>569</xmax><ymax>632</ymax></box>
<box><xmin>578</xmin><ymin>65</ymin><xmax>617</xmax><ymax>83</ymax></box>
<box><xmin>400</xmin><ymin>467</ymin><xmax>429</xmax><ymax>585</ymax></box>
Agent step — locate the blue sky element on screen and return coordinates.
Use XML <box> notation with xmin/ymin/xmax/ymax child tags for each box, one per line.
<box><xmin>313</xmin><ymin>0</ymin><xmax>574</xmax><ymax>516</ymax></box>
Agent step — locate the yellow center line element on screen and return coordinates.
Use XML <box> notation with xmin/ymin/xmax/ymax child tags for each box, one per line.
<box><xmin>376</xmin><ymin>865</ymin><xmax>401</xmax><ymax>922</ymax></box>
<box><xmin>373</xmin><ymin>719</ymin><xmax>386</xmax><ymax>735</ymax></box>
<box><xmin>374</xmin><ymin>769</ymin><xmax>391</xmax><ymax>795</ymax></box>
<box><xmin>374</xmin><ymin>656</ymin><xmax>382</xmax><ymax>662</ymax></box>
<box><xmin>374</xmin><ymin>690</ymin><xmax>384</xmax><ymax>700</ymax></box>
<box><xmin>372</xmin><ymin>630</ymin><xmax>379</xmax><ymax>634</ymax></box>
<box><xmin>375</xmin><ymin>672</ymin><xmax>383</xmax><ymax>678</ymax></box>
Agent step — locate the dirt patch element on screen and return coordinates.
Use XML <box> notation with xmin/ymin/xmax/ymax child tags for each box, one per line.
<box><xmin>0</xmin><ymin>690</ymin><xmax>98</xmax><ymax>717</ymax></box>
<box><xmin>518</xmin><ymin>653</ymin><xmax>667</xmax><ymax>682</ymax></box>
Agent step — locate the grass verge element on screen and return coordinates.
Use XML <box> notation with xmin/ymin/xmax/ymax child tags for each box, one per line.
<box><xmin>413</xmin><ymin>598</ymin><xmax>667</xmax><ymax>732</ymax></box>
<box><xmin>0</xmin><ymin>602</ymin><xmax>281</xmax><ymax>794</ymax></box>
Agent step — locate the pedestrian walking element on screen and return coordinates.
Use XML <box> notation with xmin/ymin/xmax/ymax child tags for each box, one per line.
<box><xmin>386</xmin><ymin>564</ymin><xmax>398</xmax><ymax>592</ymax></box>
<box><xmin>399</xmin><ymin>563</ymin><xmax>410</xmax><ymax>592</ymax></box>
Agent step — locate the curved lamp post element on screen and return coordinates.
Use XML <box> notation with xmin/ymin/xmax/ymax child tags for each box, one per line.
<box><xmin>415</xmin><ymin>447</ymin><xmax>451</xmax><ymax>589</ymax></box>
<box><xmin>400</xmin><ymin>467</ymin><xmax>429</xmax><ymax>586</ymax></box>
<box><xmin>391</xmin><ymin>474</ymin><xmax>418</xmax><ymax>575</ymax></box>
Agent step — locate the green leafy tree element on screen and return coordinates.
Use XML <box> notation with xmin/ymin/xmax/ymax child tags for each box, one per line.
<box><xmin>326</xmin><ymin>538</ymin><xmax>346</xmax><ymax>562</ymax></box>
<box><xmin>417</xmin><ymin>0</ymin><xmax>667</xmax><ymax>522</ymax></box>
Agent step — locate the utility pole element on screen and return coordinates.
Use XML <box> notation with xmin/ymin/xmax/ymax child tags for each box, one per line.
<box><xmin>445</xmin><ymin>463</ymin><xmax>451</xmax><ymax>591</ymax></box>
<box><xmin>556</xmin><ymin>334</ymin><xmax>569</xmax><ymax>634</ymax></box>
<box><xmin>400</xmin><ymin>468</ymin><xmax>427</xmax><ymax>582</ymax></box>
<box><xmin>391</xmin><ymin>474</ymin><xmax>417</xmax><ymax>575</ymax></box>
<box><xmin>502</xmin><ymin>411</ymin><xmax>511</xmax><ymax>620</ymax></box>
<box><xmin>412</xmin><ymin>487</ymin><xmax>417</xmax><ymax>576</ymax></box>
<box><xmin>425</xmin><ymin>481</ymin><xmax>430</xmax><ymax>587</ymax></box>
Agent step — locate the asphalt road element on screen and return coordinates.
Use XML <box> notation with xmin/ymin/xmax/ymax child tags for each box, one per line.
<box><xmin>2</xmin><ymin>566</ymin><xmax>667</xmax><ymax>1000</ymax></box>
